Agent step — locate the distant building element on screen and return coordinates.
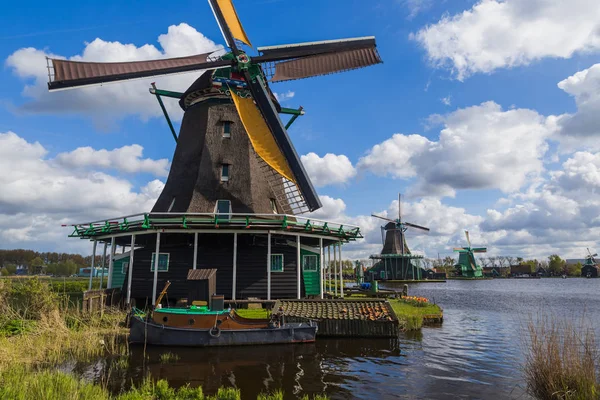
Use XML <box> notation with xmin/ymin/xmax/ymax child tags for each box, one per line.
<box><xmin>78</xmin><ymin>267</ymin><xmax>109</xmax><ymax>278</ymax></box>
<box><xmin>510</xmin><ymin>264</ymin><xmax>533</xmax><ymax>277</ymax></box>
<box><xmin>425</xmin><ymin>269</ymin><xmax>447</xmax><ymax>280</ymax></box>
<box><xmin>536</xmin><ymin>266</ymin><xmax>548</xmax><ymax>277</ymax></box>
<box><xmin>482</xmin><ymin>267</ymin><xmax>499</xmax><ymax>278</ymax></box>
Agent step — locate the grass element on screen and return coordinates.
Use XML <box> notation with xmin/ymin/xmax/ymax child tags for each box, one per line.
<box><xmin>388</xmin><ymin>299</ymin><xmax>443</xmax><ymax>331</ymax></box>
<box><xmin>0</xmin><ymin>367</ymin><xmax>329</xmax><ymax>400</ymax></box>
<box><xmin>523</xmin><ymin>315</ymin><xmax>599</xmax><ymax>399</ymax></box>
<box><xmin>159</xmin><ymin>352</ymin><xmax>180</xmax><ymax>364</ymax></box>
<box><xmin>235</xmin><ymin>308</ymin><xmax>269</xmax><ymax>319</ymax></box>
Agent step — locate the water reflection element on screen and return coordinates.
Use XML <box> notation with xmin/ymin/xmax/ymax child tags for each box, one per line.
<box><xmin>74</xmin><ymin>279</ymin><xmax>600</xmax><ymax>399</ymax></box>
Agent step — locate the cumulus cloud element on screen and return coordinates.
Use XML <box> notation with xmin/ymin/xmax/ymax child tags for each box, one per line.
<box><xmin>55</xmin><ymin>145</ymin><xmax>170</xmax><ymax>177</ymax></box>
<box><xmin>359</xmin><ymin>102</ymin><xmax>553</xmax><ymax>197</ymax></box>
<box><xmin>411</xmin><ymin>0</ymin><xmax>600</xmax><ymax>80</ymax></box>
<box><xmin>554</xmin><ymin>63</ymin><xmax>600</xmax><ymax>150</ymax></box>
<box><xmin>5</xmin><ymin>23</ymin><xmax>222</xmax><ymax>127</ymax></box>
<box><xmin>301</xmin><ymin>152</ymin><xmax>356</xmax><ymax>187</ymax></box>
<box><xmin>274</xmin><ymin>91</ymin><xmax>295</xmax><ymax>102</ymax></box>
<box><xmin>0</xmin><ymin>132</ymin><xmax>164</xmax><ymax>252</ymax></box>
<box><xmin>402</xmin><ymin>0</ymin><xmax>433</xmax><ymax>19</ymax></box>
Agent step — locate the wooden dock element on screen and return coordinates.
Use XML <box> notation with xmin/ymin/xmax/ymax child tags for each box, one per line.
<box><xmin>274</xmin><ymin>299</ymin><xmax>400</xmax><ymax>338</ymax></box>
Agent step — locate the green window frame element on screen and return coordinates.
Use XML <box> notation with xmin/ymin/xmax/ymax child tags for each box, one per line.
<box><xmin>121</xmin><ymin>262</ymin><xmax>129</xmax><ymax>275</ymax></box>
<box><xmin>221</xmin><ymin>164</ymin><xmax>230</xmax><ymax>182</ymax></box>
<box><xmin>150</xmin><ymin>253</ymin><xmax>170</xmax><ymax>272</ymax></box>
<box><xmin>302</xmin><ymin>254</ymin><xmax>318</xmax><ymax>272</ymax></box>
<box><xmin>271</xmin><ymin>254</ymin><xmax>284</xmax><ymax>272</ymax></box>
<box><xmin>380</xmin><ymin>270</ymin><xmax>386</xmax><ymax>279</ymax></box>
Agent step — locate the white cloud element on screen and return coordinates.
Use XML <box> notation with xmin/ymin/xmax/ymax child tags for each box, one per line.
<box><xmin>555</xmin><ymin>63</ymin><xmax>600</xmax><ymax>150</ymax></box>
<box><xmin>5</xmin><ymin>23</ymin><xmax>222</xmax><ymax>127</ymax></box>
<box><xmin>301</xmin><ymin>152</ymin><xmax>356</xmax><ymax>187</ymax></box>
<box><xmin>274</xmin><ymin>91</ymin><xmax>295</xmax><ymax>102</ymax></box>
<box><xmin>441</xmin><ymin>96</ymin><xmax>452</xmax><ymax>106</ymax></box>
<box><xmin>402</xmin><ymin>0</ymin><xmax>433</xmax><ymax>19</ymax></box>
<box><xmin>359</xmin><ymin>102</ymin><xmax>553</xmax><ymax>197</ymax></box>
<box><xmin>411</xmin><ymin>0</ymin><xmax>600</xmax><ymax>80</ymax></box>
<box><xmin>0</xmin><ymin>132</ymin><xmax>164</xmax><ymax>252</ymax></box>
<box><xmin>55</xmin><ymin>144</ymin><xmax>170</xmax><ymax>177</ymax></box>
<box><xmin>356</xmin><ymin>134</ymin><xmax>431</xmax><ymax>179</ymax></box>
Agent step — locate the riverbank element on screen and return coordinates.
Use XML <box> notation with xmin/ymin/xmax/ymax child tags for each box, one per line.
<box><xmin>0</xmin><ymin>278</ymin><xmax>330</xmax><ymax>399</ymax></box>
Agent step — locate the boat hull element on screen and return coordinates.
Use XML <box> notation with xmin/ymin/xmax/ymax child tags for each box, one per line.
<box><xmin>129</xmin><ymin>315</ymin><xmax>317</xmax><ymax>347</ymax></box>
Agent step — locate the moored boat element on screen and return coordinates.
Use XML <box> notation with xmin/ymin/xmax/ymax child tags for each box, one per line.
<box><xmin>129</xmin><ymin>306</ymin><xmax>317</xmax><ymax>347</ymax></box>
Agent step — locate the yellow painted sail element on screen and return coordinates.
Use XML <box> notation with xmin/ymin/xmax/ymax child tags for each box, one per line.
<box><xmin>216</xmin><ymin>0</ymin><xmax>252</xmax><ymax>47</ymax></box>
<box><xmin>230</xmin><ymin>90</ymin><xmax>295</xmax><ymax>183</ymax></box>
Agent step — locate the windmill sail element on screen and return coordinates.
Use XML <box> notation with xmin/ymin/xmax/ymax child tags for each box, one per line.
<box><xmin>47</xmin><ymin>53</ymin><xmax>229</xmax><ymax>91</ymax></box>
<box><xmin>210</xmin><ymin>0</ymin><xmax>252</xmax><ymax>47</ymax></box>
<box><xmin>257</xmin><ymin>37</ymin><xmax>382</xmax><ymax>82</ymax></box>
<box><xmin>230</xmin><ymin>89</ymin><xmax>295</xmax><ymax>182</ymax></box>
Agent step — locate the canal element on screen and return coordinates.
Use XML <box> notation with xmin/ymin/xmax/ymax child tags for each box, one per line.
<box><xmin>79</xmin><ymin>279</ymin><xmax>600</xmax><ymax>399</ymax></box>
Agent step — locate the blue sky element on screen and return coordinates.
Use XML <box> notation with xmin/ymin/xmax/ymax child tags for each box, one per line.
<box><xmin>2</xmin><ymin>0</ymin><xmax>600</xmax><ymax>261</ymax></box>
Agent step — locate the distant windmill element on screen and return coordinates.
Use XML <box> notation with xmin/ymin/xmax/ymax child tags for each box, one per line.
<box><xmin>583</xmin><ymin>248</ymin><xmax>599</xmax><ymax>278</ymax></box>
<box><xmin>368</xmin><ymin>194</ymin><xmax>430</xmax><ymax>281</ymax></box>
<box><xmin>453</xmin><ymin>231</ymin><xmax>487</xmax><ymax>278</ymax></box>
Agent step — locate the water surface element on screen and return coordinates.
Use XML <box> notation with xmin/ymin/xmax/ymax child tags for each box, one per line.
<box><xmin>82</xmin><ymin>279</ymin><xmax>600</xmax><ymax>399</ymax></box>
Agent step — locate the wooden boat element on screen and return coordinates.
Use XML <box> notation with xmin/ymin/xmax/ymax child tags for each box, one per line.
<box><xmin>129</xmin><ymin>281</ymin><xmax>317</xmax><ymax>347</ymax></box>
<box><xmin>129</xmin><ymin>306</ymin><xmax>317</xmax><ymax>347</ymax></box>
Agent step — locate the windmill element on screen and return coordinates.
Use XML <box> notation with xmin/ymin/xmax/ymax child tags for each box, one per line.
<box><xmin>453</xmin><ymin>231</ymin><xmax>487</xmax><ymax>278</ymax></box>
<box><xmin>583</xmin><ymin>248</ymin><xmax>599</xmax><ymax>278</ymax></box>
<box><xmin>368</xmin><ymin>194</ymin><xmax>430</xmax><ymax>281</ymax></box>
<box><xmin>46</xmin><ymin>0</ymin><xmax>382</xmax><ymax>216</ymax></box>
<box><xmin>48</xmin><ymin>0</ymin><xmax>381</xmax><ymax>304</ymax></box>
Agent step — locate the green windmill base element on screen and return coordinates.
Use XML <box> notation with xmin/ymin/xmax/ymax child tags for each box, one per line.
<box><xmin>454</xmin><ymin>230</ymin><xmax>487</xmax><ymax>278</ymax></box>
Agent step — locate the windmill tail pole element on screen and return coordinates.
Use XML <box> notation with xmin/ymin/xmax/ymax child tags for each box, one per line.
<box><xmin>150</xmin><ymin>83</ymin><xmax>178</xmax><ymax>143</ymax></box>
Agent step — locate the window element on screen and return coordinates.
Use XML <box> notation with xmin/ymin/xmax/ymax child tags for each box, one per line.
<box><xmin>150</xmin><ymin>253</ymin><xmax>170</xmax><ymax>272</ymax></box>
<box><xmin>222</xmin><ymin>121</ymin><xmax>231</xmax><ymax>138</ymax></box>
<box><xmin>270</xmin><ymin>199</ymin><xmax>278</xmax><ymax>214</ymax></box>
<box><xmin>380</xmin><ymin>270</ymin><xmax>386</xmax><ymax>279</ymax></box>
<box><xmin>221</xmin><ymin>164</ymin><xmax>230</xmax><ymax>182</ymax></box>
<box><xmin>121</xmin><ymin>262</ymin><xmax>129</xmax><ymax>275</ymax></box>
<box><xmin>302</xmin><ymin>254</ymin><xmax>318</xmax><ymax>272</ymax></box>
<box><xmin>215</xmin><ymin>200</ymin><xmax>232</xmax><ymax>221</ymax></box>
<box><xmin>271</xmin><ymin>254</ymin><xmax>284</xmax><ymax>272</ymax></box>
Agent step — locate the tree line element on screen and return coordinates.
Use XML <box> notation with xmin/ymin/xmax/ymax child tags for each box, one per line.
<box><xmin>0</xmin><ymin>249</ymin><xmax>102</xmax><ymax>276</ymax></box>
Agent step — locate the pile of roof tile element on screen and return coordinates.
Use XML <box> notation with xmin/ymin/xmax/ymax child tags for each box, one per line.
<box><xmin>276</xmin><ymin>299</ymin><xmax>396</xmax><ymax>322</ymax></box>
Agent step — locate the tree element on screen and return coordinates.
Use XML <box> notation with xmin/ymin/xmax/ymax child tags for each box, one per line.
<box><xmin>548</xmin><ymin>255</ymin><xmax>566</xmax><ymax>275</ymax></box>
<box><xmin>567</xmin><ymin>262</ymin><xmax>582</xmax><ymax>277</ymax></box>
<box><xmin>521</xmin><ymin>260</ymin><xmax>537</xmax><ymax>274</ymax></box>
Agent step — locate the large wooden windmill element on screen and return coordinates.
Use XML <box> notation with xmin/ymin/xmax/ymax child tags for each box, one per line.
<box><xmin>368</xmin><ymin>194</ymin><xmax>430</xmax><ymax>281</ymax></box>
<box><xmin>49</xmin><ymin>0</ymin><xmax>382</xmax><ymax>305</ymax></box>
<box><xmin>453</xmin><ymin>231</ymin><xmax>487</xmax><ymax>278</ymax></box>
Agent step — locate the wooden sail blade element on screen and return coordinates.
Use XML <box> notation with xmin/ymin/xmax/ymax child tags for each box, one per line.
<box><xmin>236</xmin><ymin>72</ymin><xmax>321</xmax><ymax>212</ymax></box>
<box><xmin>371</xmin><ymin>214</ymin><xmax>396</xmax><ymax>223</ymax></box>
<box><xmin>453</xmin><ymin>248</ymin><xmax>468</xmax><ymax>252</ymax></box>
<box><xmin>404</xmin><ymin>222</ymin><xmax>430</xmax><ymax>232</ymax></box>
<box><xmin>230</xmin><ymin>90</ymin><xmax>295</xmax><ymax>183</ymax></box>
<box><xmin>465</xmin><ymin>230</ymin><xmax>471</xmax><ymax>248</ymax></box>
<box><xmin>209</xmin><ymin>0</ymin><xmax>252</xmax><ymax>47</ymax></box>
<box><xmin>255</xmin><ymin>37</ymin><xmax>381</xmax><ymax>82</ymax></box>
<box><xmin>472</xmin><ymin>248</ymin><xmax>487</xmax><ymax>253</ymax></box>
<box><xmin>47</xmin><ymin>53</ymin><xmax>230</xmax><ymax>91</ymax></box>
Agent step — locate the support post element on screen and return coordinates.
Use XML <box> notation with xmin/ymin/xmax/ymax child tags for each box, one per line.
<box><xmin>126</xmin><ymin>235</ymin><xmax>136</xmax><ymax>306</ymax></box>
<box><xmin>152</xmin><ymin>232</ymin><xmax>161</xmax><ymax>307</ymax></box>
<box><xmin>296</xmin><ymin>234</ymin><xmax>301</xmax><ymax>299</ymax></box>
<box><xmin>151</xmin><ymin>83</ymin><xmax>178</xmax><ymax>143</ymax></box>
<box><xmin>193</xmin><ymin>232</ymin><xmax>198</xmax><ymax>270</ymax></box>
<box><xmin>339</xmin><ymin>242</ymin><xmax>344</xmax><ymax>298</ymax></box>
<box><xmin>232</xmin><ymin>233</ymin><xmax>238</xmax><ymax>300</ymax></box>
<box><xmin>327</xmin><ymin>245</ymin><xmax>331</xmax><ymax>292</ymax></box>
<box><xmin>333</xmin><ymin>242</ymin><xmax>338</xmax><ymax>296</ymax></box>
<box><xmin>88</xmin><ymin>240</ymin><xmax>97</xmax><ymax>291</ymax></box>
<box><xmin>107</xmin><ymin>237</ymin><xmax>116</xmax><ymax>289</ymax></box>
<box><xmin>267</xmin><ymin>232</ymin><xmax>272</xmax><ymax>300</ymax></box>
<box><xmin>100</xmin><ymin>242</ymin><xmax>107</xmax><ymax>290</ymax></box>
<box><xmin>319</xmin><ymin>237</ymin><xmax>324</xmax><ymax>299</ymax></box>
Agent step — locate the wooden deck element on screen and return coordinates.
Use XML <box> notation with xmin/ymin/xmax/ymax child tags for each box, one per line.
<box><xmin>274</xmin><ymin>299</ymin><xmax>400</xmax><ymax>338</ymax></box>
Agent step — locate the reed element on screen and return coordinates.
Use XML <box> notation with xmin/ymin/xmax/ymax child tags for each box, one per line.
<box><xmin>523</xmin><ymin>315</ymin><xmax>599</xmax><ymax>400</ymax></box>
<box><xmin>159</xmin><ymin>351</ymin><xmax>181</xmax><ymax>364</ymax></box>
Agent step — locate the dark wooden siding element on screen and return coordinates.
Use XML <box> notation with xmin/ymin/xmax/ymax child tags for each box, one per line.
<box><xmin>126</xmin><ymin>233</ymin><xmax>307</xmax><ymax>305</ymax></box>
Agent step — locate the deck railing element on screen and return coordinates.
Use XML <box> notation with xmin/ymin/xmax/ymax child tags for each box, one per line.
<box><xmin>66</xmin><ymin>212</ymin><xmax>362</xmax><ymax>241</ymax></box>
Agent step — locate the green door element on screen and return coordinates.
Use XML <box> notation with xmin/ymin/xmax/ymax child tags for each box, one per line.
<box><xmin>301</xmin><ymin>249</ymin><xmax>320</xmax><ymax>296</ymax></box>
